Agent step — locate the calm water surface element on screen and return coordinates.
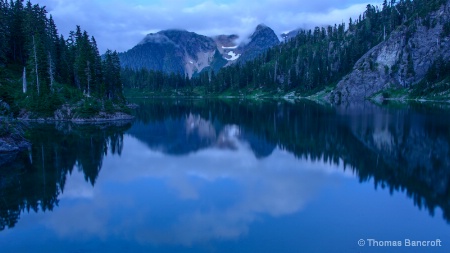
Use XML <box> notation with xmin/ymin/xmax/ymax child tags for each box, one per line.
<box><xmin>1</xmin><ymin>99</ymin><xmax>450</xmax><ymax>253</ymax></box>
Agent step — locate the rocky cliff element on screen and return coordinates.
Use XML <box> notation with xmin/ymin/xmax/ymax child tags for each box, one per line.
<box><xmin>329</xmin><ymin>1</ymin><xmax>450</xmax><ymax>102</ymax></box>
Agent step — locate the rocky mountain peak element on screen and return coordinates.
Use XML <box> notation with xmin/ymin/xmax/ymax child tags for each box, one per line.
<box><xmin>237</xmin><ymin>24</ymin><xmax>280</xmax><ymax>63</ymax></box>
<box><xmin>251</xmin><ymin>24</ymin><xmax>276</xmax><ymax>39</ymax></box>
<box><xmin>255</xmin><ymin>24</ymin><xmax>268</xmax><ymax>31</ymax></box>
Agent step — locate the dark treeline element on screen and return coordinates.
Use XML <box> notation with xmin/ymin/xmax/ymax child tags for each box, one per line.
<box><xmin>122</xmin><ymin>0</ymin><xmax>448</xmax><ymax>95</ymax></box>
<box><xmin>0</xmin><ymin>0</ymin><xmax>123</xmax><ymax>115</ymax></box>
<box><xmin>0</xmin><ymin>122</ymin><xmax>131</xmax><ymax>231</ymax></box>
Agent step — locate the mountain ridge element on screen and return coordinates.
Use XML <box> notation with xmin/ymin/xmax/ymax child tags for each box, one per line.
<box><xmin>119</xmin><ymin>24</ymin><xmax>280</xmax><ymax>77</ymax></box>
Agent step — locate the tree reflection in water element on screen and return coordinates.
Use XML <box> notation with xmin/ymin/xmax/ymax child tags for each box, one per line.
<box><xmin>1</xmin><ymin>99</ymin><xmax>450</xmax><ymax>233</ymax></box>
<box><xmin>130</xmin><ymin>99</ymin><xmax>450</xmax><ymax>223</ymax></box>
<box><xmin>0</xmin><ymin>121</ymin><xmax>131</xmax><ymax>230</ymax></box>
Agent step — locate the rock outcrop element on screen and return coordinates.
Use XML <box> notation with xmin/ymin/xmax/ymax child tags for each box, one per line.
<box><xmin>0</xmin><ymin>119</ymin><xmax>30</xmax><ymax>160</ymax></box>
<box><xmin>329</xmin><ymin>2</ymin><xmax>450</xmax><ymax>102</ymax></box>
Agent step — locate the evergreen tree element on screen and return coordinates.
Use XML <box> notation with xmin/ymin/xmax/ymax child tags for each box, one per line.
<box><xmin>103</xmin><ymin>50</ymin><xmax>123</xmax><ymax>101</ymax></box>
<box><xmin>0</xmin><ymin>0</ymin><xmax>126</xmax><ymax>116</ymax></box>
<box><xmin>8</xmin><ymin>0</ymin><xmax>26</xmax><ymax>65</ymax></box>
<box><xmin>0</xmin><ymin>0</ymin><xmax>9</xmax><ymax>66</ymax></box>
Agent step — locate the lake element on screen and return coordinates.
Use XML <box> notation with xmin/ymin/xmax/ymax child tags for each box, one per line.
<box><xmin>1</xmin><ymin>99</ymin><xmax>449</xmax><ymax>253</ymax></box>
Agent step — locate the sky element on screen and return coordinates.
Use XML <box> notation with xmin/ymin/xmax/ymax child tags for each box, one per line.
<box><xmin>35</xmin><ymin>0</ymin><xmax>382</xmax><ymax>53</ymax></box>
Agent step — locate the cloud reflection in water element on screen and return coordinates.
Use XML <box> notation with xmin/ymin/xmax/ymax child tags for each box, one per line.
<box><xmin>41</xmin><ymin>133</ymin><xmax>354</xmax><ymax>245</ymax></box>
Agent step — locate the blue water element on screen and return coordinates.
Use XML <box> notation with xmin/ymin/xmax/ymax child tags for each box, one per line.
<box><xmin>1</xmin><ymin>99</ymin><xmax>449</xmax><ymax>252</ymax></box>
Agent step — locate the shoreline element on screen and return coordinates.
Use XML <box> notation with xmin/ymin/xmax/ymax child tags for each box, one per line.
<box><xmin>125</xmin><ymin>93</ymin><xmax>450</xmax><ymax>105</ymax></box>
<box><xmin>0</xmin><ymin>113</ymin><xmax>134</xmax><ymax>155</ymax></box>
<box><xmin>17</xmin><ymin>115</ymin><xmax>135</xmax><ymax>123</ymax></box>
<box><xmin>126</xmin><ymin>88</ymin><xmax>450</xmax><ymax>105</ymax></box>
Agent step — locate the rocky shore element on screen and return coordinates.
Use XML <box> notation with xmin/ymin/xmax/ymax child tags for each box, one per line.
<box><xmin>16</xmin><ymin>103</ymin><xmax>136</xmax><ymax>122</ymax></box>
<box><xmin>0</xmin><ymin>118</ymin><xmax>29</xmax><ymax>150</ymax></box>
<box><xmin>0</xmin><ymin>102</ymin><xmax>136</xmax><ymax>160</ymax></box>
<box><xmin>17</xmin><ymin>111</ymin><xmax>135</xmax><ymax>122</ymax></box>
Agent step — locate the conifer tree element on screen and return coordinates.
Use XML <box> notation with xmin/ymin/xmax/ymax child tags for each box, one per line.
<box><xmin>0</xmin><ymin>0</ymin><xmax>8</xmax><ymax>65</ymax></box>
<box><xmin>1</xmin><ymin>0</ymin><xmax>127</xmax><ymax>115</ymax></box>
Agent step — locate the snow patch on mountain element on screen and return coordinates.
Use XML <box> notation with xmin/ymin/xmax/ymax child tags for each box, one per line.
<box><xmin>222</xmin><ymin>45</ymin><xmax>238</xmax><ymax>49</ymax></box>
<box><xmin>226</xmin><ymin>51</ymin><xmax>241</xmax><ymax>61</ymax></box>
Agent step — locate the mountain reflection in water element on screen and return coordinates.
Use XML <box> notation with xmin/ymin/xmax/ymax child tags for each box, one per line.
<box><xmin>0</xmin><ymin>99</ymin><xmax>449</xmax><ymax>252</ymax></box>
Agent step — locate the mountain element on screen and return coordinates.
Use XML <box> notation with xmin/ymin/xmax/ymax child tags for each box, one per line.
<box><xmin>118</xmin><ymin>29</ymin><xmax>217</xmax><ymax>77</ymax></box>
<box><xmin>118</xmin><ymin>24</ymin><xmax>280</xmax><ymax>77</ymax></box>
<box><xmin>122</xmin><ymin>0</ymin><xmax>450</xmax><ymax>101</ymax></box>
<box><xmin>237</xmin><ymin>24</ymin><xmax>280</xmax><ymax>64</ymax></box>
<box><xmin>328</xmin><ymin>0</ymin><xmax>450</xmax><ymax>102</ymax></box>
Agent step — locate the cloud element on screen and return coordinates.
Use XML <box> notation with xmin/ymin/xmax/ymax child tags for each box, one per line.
<box><xmin>35</xmin><ymin>0</ymin><xmax>381</xmax><ymax>53</ymax></box>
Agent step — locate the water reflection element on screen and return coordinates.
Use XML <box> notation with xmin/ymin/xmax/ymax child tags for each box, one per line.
<box><xmin>37</xmin><ymin>140</ymin><xmax>348</xmax><ymax>246</ymax></box>
<box><xmin>130</xmin><ymin>99</ymin><xmax>450</xmax><ymax>222</ymax></box>
<box><xmin>0</xmin><ymin>121</ymin><xmax>131</xmax><ymax>231</ymax></box>
<box><xmin>0</xmin><ymin>99</ymin><xmax>450</xmax><ymax>251</ymax></box>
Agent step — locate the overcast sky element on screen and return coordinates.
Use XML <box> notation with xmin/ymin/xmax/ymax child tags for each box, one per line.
<box><xmin>35</xmin><ymin>0</ymin><xmax>381</xmax><ymax>53</ymax></box>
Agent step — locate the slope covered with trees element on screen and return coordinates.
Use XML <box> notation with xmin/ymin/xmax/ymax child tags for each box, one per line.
<box><xmin>122</xmin><ymin>0</ymin><xmax>450</xmax><ymax>99</ymax></box>
<box><xmin>0</xmin><ymin>0</ymin><xmax>126</xmax><ymax>118</ymax></box>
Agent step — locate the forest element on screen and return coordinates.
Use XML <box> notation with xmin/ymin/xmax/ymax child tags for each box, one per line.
<box><xmin>121</xmin><ymin>0</ymin><xmax>450</xmax><ymax>98</ymax></box>
<box><xmin>0</xmin><ymin>0</ymin><xmax>125</xmax><ymax>117</ymax></box>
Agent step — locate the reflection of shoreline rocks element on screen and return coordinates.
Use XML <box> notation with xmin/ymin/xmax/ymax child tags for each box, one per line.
<box><xmin>0</xmin><ymin>136</ymin><xmax>29</xmax><ymax>153</ymax></box>
<box><xmin>1</xmin><ymin>117</ymin><xmax>132</xmax><ymax>166</ymax></box>
<box><xmin>18</xmin><ymin>112</ymin><xmax>134</xmax><ymax>122</ymax></box>
<box><xmin>0</xmin><ymin>120</ymin><xmax>31</xmax><ymax>167</ymax></box>
<box><xmin>0</xmin><ymin>152</ymin><xmax>21</xmax><ymax>167</ymax></box>
<box><xmin>17</xmin><ymin>101</ymin><xmax>135</xmax><ymax>122</ymax></box>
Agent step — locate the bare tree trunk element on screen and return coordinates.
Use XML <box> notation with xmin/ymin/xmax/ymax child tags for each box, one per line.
<box><xmin>48</xmin><ymin>52</ymin><xmax>54</xmax><ymax>92</ymax></box>
<box><xmin>86</xmin><ymin>60</ymin><xmax>91</xmax><ymax>97</ymax></box>
<box><xmin>22</xmin><ymin>67</ymin><xmax>27</xmax><ymax>93</ymax></box>
<box><xmin>274</xmin><ymin>60</ymin><xmax>278</xmax><ymax>83</ymax></box>
<box><xmin>32</xmin><ymin>35</ymin><xmax>39</xmax><ymax>96</ymax></box>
